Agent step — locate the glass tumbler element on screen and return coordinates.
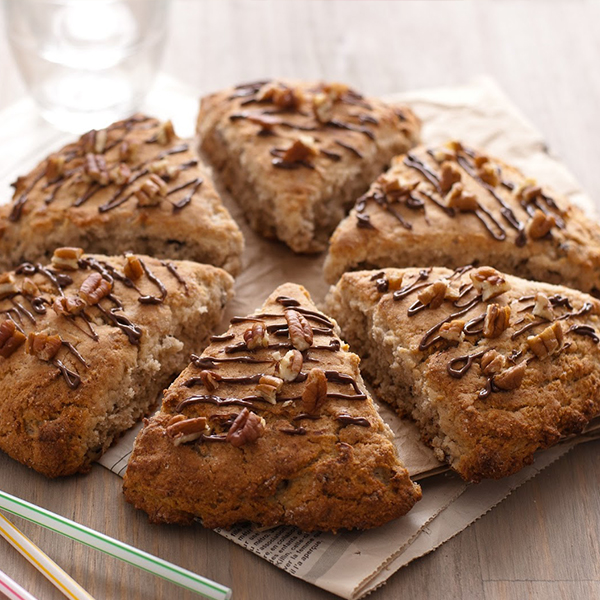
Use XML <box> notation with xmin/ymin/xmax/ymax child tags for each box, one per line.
<box><xmin>3</xmin><ymin>0</ymin><xmax>170</xmax><ymax>132</ymax></box>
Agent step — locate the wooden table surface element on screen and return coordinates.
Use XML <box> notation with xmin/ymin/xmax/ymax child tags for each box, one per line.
<box><xmin>1</xmin><ymin>1</ymin><xmax>600</xmax><ymax>599</ymax></box>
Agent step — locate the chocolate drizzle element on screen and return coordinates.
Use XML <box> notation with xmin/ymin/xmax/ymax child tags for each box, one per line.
<box><xmin>567</xmin><ymin>324</ymin><xmax>600</xmax><ymax>343</ymax></box>
<box><xmin>137</xmin><ymin>259</ymin><xmax>168</xmax><ymax>305</ymax></box>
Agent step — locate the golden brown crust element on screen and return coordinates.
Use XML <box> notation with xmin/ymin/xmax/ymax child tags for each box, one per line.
<box><xmin>197</xmin><ymin>80</ymin><xmax>420</xmax><ymax>253</ymax></box>
<box><xmin>324</xmin><ymin>142</ymin><xmax>600</xmax><ymax>295</ymax></box>
<box><xmin>326</xmin><ymin>267</ymin><xmax>600</xmax><ymax>482</ymax></box>
<box><xmin>123</xmin><ymin>283</ymin><xmax>421</xmax><ymax>531</ymax></box>
<box><xmin>0</xmin><ymin>115</ymin><xmax>244</xmax><ymax>275</ymax></box>
<box><xmin>0</xmin><ymin>251</ymin><xmax>234</xmax><ymax>477</ymax></box>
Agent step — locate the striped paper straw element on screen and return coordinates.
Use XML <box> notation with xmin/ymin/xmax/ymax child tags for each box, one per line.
<box><xmin>0</xmin><ymin>568</ymin><xmax>39</xmax><ymax>600</ymax></box>
<box><xmin>0</xmin><ymin>491</ymin><xmax>232</xmax><ymax>600</ymax></box>
<box><xmin>0</xmin><ymin>513</ymin><xmax>95</xmax><ymax>600</ymax></box>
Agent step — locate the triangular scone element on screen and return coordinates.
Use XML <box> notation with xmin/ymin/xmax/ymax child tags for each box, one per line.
<box><xmin>325</xmin><ymin>141</ymin><xmax>600</xmax><ymax>294</ymax></box>
<box><xmin>197</xmin><ymin>80</ymin><xmax>420</xmax><ymax>253</ymax></box>
<box><xmin>0</xmin><ymin>115</ymin><xmax>243</xmax><ymax>275</ymax></box>
<box><xmin>327</xmin><ymin>267</ymin><xmax>600</xmax><ymax>482</ymax></box>
<box><xmin>0</xmin><ymin>248</ymin><xmax>234</xmax><ymax>477</ymax></box>
<box><xmin>123</xmin><ymin>283</ymin><xmax>421</xmax><ymax>531</ymax></box>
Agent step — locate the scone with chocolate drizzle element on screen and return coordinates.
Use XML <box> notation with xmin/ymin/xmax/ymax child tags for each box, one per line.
<box><xmin>325</xmin><ymin>141</ymin><xmax>600</xmax><ymax>295</ymax></box>
<box><xmin>197</xmin><ymin>79</ymin><xmax>420</xmax><ymax>253</ymax></box>
<box><xmin>0</xmin><ymin>115</ymin><xmax>243</xmax><ymax>275</ymax></box>
<box><xmin>0</xmin><ymin>248</ymin><xmax>234</xmax><ymax>477</ymax></box>
<box><xmin>327</xmin><ymin>266</ymin><xmax>600</xmax><ymax>481</ymax></box>
<box><xmin>123</xmin><ymin>283</ymin><xmax>421</xmax><ymax>531</ymax></box>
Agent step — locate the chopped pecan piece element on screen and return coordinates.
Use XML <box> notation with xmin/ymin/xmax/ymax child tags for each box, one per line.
<box><xmin>445</xmin><ymin>183</ymin><xmax>479</xmax><ymax>212</ymax></box>
<box><xmin>483</xmin><ymin>304</ymin><xmax>511</xmax><ymax>338</ymax></box>
<box><xmin>470</xmin><ymin>267</ymin><xmax>511</xmax><ymax>301</ymax></box>
<box><xmin>226</xmin><ymin>408</ymin><xmax>266</xmax><ymax>448</ymax></box>
<box><xmin>0</xmin><ymin>320</ymin><xmax>26</xmax><ymax>358</ymax></box>
<box><xmin>53</xmin><ymin>296</ymin><xmax>86</xmax><ymax>317</ymax></box>
<box><xmin>430</xmin><ymin>146</ymin><xmax>455</xmax><ymax>163</ymax></box>
<box><xmin>123</xmin><ymin>255</ymin><xmax>144</xmax><ymax>280</ymax></box>
<box><xmin>418</xmin><ymin>281</ymin><xmax>447</xmax><ymax>309</ymax></box>
<box><xmin>527</xmin><ymin>321</ymin><xmax>564</xmax><ymax>359</ymax></box>
<box><xmin>199</xmin><ymin>370</ymin><xmax>222</xmax><ymax>392</ymax></box>
<box><xmin>477</xmin><ymin>161</ymin><xmax>500</xmax><ymax>187</ymax></box>
<box><xmin>119</xmin><ymin>140</ymin><xmax>140</xmax><ymax>162</ymax></box>
<box><xmin>110</xmin><ymin>162</ymin><xmax>132</xmax><ymax>186</ymax></box>
<box><xmin>84</xmin><ymin>153</ymin><xmax>109</xmax><ymax>185</ymax></box>
<box><xmin>301</xmin><ymin>368</ymin><xmax>328</xmax><ymax>414</ymax></box>
<box><xmin>388</xmin><ymin>273</ymin><xmax>404</xmax><ymax>291</ymax></box>
<box><xmin>282</xmin><ymin>136</ymin><xmax>318</xmax><ymax>163</ymax></box>
<box><xmin>156</xmin><ymin>120</ymin><xmax>176</xmax><ymax>145</ymax></box>
<box><xmin>277</xmin><ymin>349</ymin><xmax>303</xmax><ymax>382</ymax></box>
<box><xmin>494</xmin><ymin>361</ymin><xmax>526</xmax><ymax>390</ymax></box>
<box><xmin>285</xmin><ymin>309</ymin><xmax>313</xmax><ymax>351</ymax></box>
<box><xmin>439</xmin><ymin>319</ymin><xmax>464</xmax><ymax>342</ymax></box>
<box><xmin>51</xmin><ymin>247</ymin><xmax>83</xmax><ymax>271</ymax></box>
<box><xmin>516</xmin><ymin>178</ymin><xmax>541</xmax><ymax>203</ymax></box>
<box><xmin>94</xmin><ymin>129</ymin><xmax>108</xmax><ymax>153</ymax></box>
<box><xmin>79</xmin><ymin>273</ymin><xmax>112</xmax><ymax>305</ymax></box>
<box><xmin>0</xmin><ymin>273</ymin><xmax>18</xmax><ymax>299</ymax></box>
<box><xmin>148</xmin><ymin>159</ymin><xmax>180</xmax><ymax>181</ymax></box>
<box><xmin>378</xmin><ymin>175</ymin><xmax>419</xmax><ymax>197</ymax></box>
<box><xmin>480</xmin><ymin>349</ymin><xmax>506</xmax><ymax>375</ymax></box>
<box><xmin>244</xmin><ymin>322</ymin><xmax>269</xmax><ymax>350</ymax></box>
<box><xmin>313</xmin><ymin>92</ymin><xmax>335</xmax><ymax>123</ymax></box>
<box><xmin>45</xmin><ymin>155</ymin><xmax>65</xmax><ymax>180</ymax></box>
<box><xmin>439</xmin><ymin>162</ymin><xmax>462</xmax><ymax>194</ymax></box>
<box><xmin>26</xmin><ymin>331</ymin><xmax>62</xmax><ymax>361</ymax></box>
<box><xmin>135</xmin><ymin>174</ymin><xmax>168</xmax><ymax>207</ymax></box>
<box><xmin>532</xmin><ymin>293</ymin><xmax>554</xmax><ymax>320</ymax></box>
<box><xmin>20</xmin><ymin>277</ymin><xmax>40</xmax><ymax>297</ymax></box>
<box><xmin>527</xmin><ymin>209</ymin><xmax>555</xmax><ymax>240</ymax></box>
<box><xmin>257</xmin><ymin>82</ymin><xmax>302</xmax><ymax>109</ymax></box>
<box><xmin>167</xmin><ymin>416</ymin><xmax>209</xmax><ymax>446</ymax></box>
<box><xmin>256</xmin><ymin>375</ymin><xmax>284</xmax><ymax>404</ymax></box>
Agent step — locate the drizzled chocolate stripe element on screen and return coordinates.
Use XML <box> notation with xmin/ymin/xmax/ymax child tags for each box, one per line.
<box><xmin>9</xmin><ymin>171</ymin><xmax>45</xmax><ymax>221</ymax></box>
<box><xmin>161</xmin><ymin>260</ymin><xmax>188</xmax><ymax>292</ymax></box>
<box><xmin>172</xmin><ymin>178</ymin><xmax>203</xmax><ymax>211</ymax></box>
<box><xmin>138</xmin><ymin>259</ymin><xmax>168</xmax><ymax>305</ymax></box>
<box><xmin>327</xmin><ymin>119</ymin><xmax>375</xmax><ymax>140</ymax></box>
<box><xmin>191</xmin><ymin>355</ymin><xmax>273</xmax><ymax>368</ymax></box>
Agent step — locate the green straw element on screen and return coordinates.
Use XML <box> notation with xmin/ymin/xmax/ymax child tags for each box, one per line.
<box><xmin>0</xmin><ymin>490</ymin><xmax>232</xmax><ymax>600</ymax></box>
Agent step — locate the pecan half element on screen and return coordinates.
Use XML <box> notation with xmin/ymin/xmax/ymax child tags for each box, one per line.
<box><xmin>156</xmin><ymin>120</ymin><xmax>176</xmax><ymax>145</ymax></box>
<box><xmin>167</xmin><ymin>416</ymin><xmax>209</xmax><ymax>446</ymax></box>
<box><xmin>244</xmin><ymin>322</ymin><xmax>269</xmax><ymax>350</ymax></box>
<box><xmin>199</xmin><ymin>370</ymin><xmax>221</xmax><ymax>392</ymax></box>
<box><xmin>123</xmin><ymin>255</ymin><xmax>144</xmax><ymax>280</ymax></box>
<box><xmin>53</xmin><ymin>296</ymin><xmax>86</xmax><ymax>317</ymax></box>
<box><xmin>135</xmin><ymin>174</ymin><xmax>168</xmax><ymax>207</ymax></box>
<box><xmin>282</xmin><ymin>136</ymin><xmax>318</xmax><ymax>163</ymax></box>
<box><xmin>0</xmin><ymin>320</ymin><xmax>26</xmax><ymax>358</ymax></box>
<box><xmin>445</xmin><ymin>183</ymin><xmax>479</xmax><ymax>212</ymax></box>
<box><xmin>527</xmin><ymin>209</ymin><xmax>555</xmax><ymax>240</ymax></box>
<box><xmin>51</xmin><ymin>247</ymin><xmax>83</xmax><ymax>271</ymax></box>
<box><xmin>301</xmin><ymin>368</ymin><xmax>328</xmax><ymax>414</ymax></box>
<box><xmin>84</xmin><ymin>153</ymin><xmax>109</xmax><ymax>185</ymax></box>
<box><xmin>79</xmin><ymin>273</ymin><xmax>112</xmax><ymax>305</ymax></box>
<box><xmin>277</xmin><ymin>349</ymin><xmax>303</xmax><ymax>382</ymax></box>
<box><xmin>527</xmin><ymin>321</ymin><xmax>564</xmax><ymax>359</ymax></box>
<box><xmin>285</xmin><ymin>309</ymin><xmax>313</xmax><ymax>351</ymax></box>
<box><xmin>45</xmin><ymin>155</ymin><xmax>65</xmax><ymax>180</ymax></box>
<box><xmin>483</xmin><ymin>304</ymin><xmax>511</xmax><ymax>338</ymax></box>
<box><xmin>439</xmin><ymin>319</ymin><xmax>464</xmax><ymax>342</ymax></box>
<box><xmin>0</xmin><ymin>273</ymin><xmax>18</xmax><ymax>299</ymax></box>
<box><xmin>226</xmin><ymin>408</ymin><xmax>266</xmax><ymax>448</ymax></box>
<box><xmin>532</xmin><ymin>293</ymin><xmax>554</xmax><ymax>320</ymax></box>
<box><xmin>418</xmin><ymin>281</ymin><xmax>447</xmax><ymax>309</ymax></box>
<box><xmin>480</xmin><ymin>349</ymin><xmax>506</xmax><ymax>375</ymax></box>
<box><xmin>494</xmin><ymin>362</ymin><xmax>526</xmax><ymax>391</ymax></box>
<box><xmin>26</xmin><ymin>331</ymin><xmax>62</xmax><ymax>361</ymax></box>
<box><xmin>470</xmin><ymin>267</ymin><xmax>511</xmax><ymax>301</ymax></box>
<box><xmin>256</xmin><ymin>375</ymin><xmax>284</xmax><ymax>404</ymax></box>
<box><xmin>439</xmin><ymin>162</ymin><xmax>462</xmax><ymax>194</ymax></box>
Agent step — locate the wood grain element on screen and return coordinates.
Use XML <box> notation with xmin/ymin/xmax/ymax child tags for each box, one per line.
<box><xmin>1</xmin><ymin>1</ymin><xmax>600</xmax><ymax>599</ymax></box>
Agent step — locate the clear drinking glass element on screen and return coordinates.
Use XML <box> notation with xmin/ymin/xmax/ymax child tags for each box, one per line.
<box><xmin>3</xmin><ymin>0</ymin><xmax>170</xmax><ymax>132</ymax></box>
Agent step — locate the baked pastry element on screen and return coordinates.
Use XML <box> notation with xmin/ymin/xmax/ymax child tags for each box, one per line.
<box><xmin>0</xmin><ymin>248</ymin><xmax>234</xmax><ymax>477</ymax></box>
<box><xmin>197</xmin><ymin>80</ymin><xmax>420</xmax><ymax>253</ymax></box>
<box><xmin>326</xmin><ymin>266</ymin><xmax>600</xmax><ymax>481</ymax></box>
<box><xmin>324</xmin><ymin>141</ymin><xmax>600</xmax><ymax>295</ymax></box>
<box><xmin>123</xmin><ymin>283</ymin><xmax>421</xmax><ymax>531</ymax></box>
<box><xmin>0</xmin><ymin>115</ymin><xmax>244</xmax><ymax>275</ymax></box>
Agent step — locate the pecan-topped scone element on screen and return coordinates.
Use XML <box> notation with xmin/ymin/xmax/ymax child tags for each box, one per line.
<box><xmin>0</xmin><ymin>115</ymin><xmax>244</xmax><ymax>275</ymax></box>
<box><xmin>0</xmin><ymin>249</ymin><xmax>234</xmax><ymax>477</ymax></box>
<box><xmin>326</xmin><ymin>266</ymin><xmax>600</xmax><ymax>481</ymax></box>
<box><xmin>123</xmin><ymin>283</ymin><xmax>421</xmax><ymax>531</ymax></box>
<box><xmin>324</xmin><ymin>141</ymin><xmax>600</xmax><ymax>294</ymax></box>
<box><xmin>197</xmin><ymin>80</ymin><xmax>420</xmax><ymax>253</ymax></box>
